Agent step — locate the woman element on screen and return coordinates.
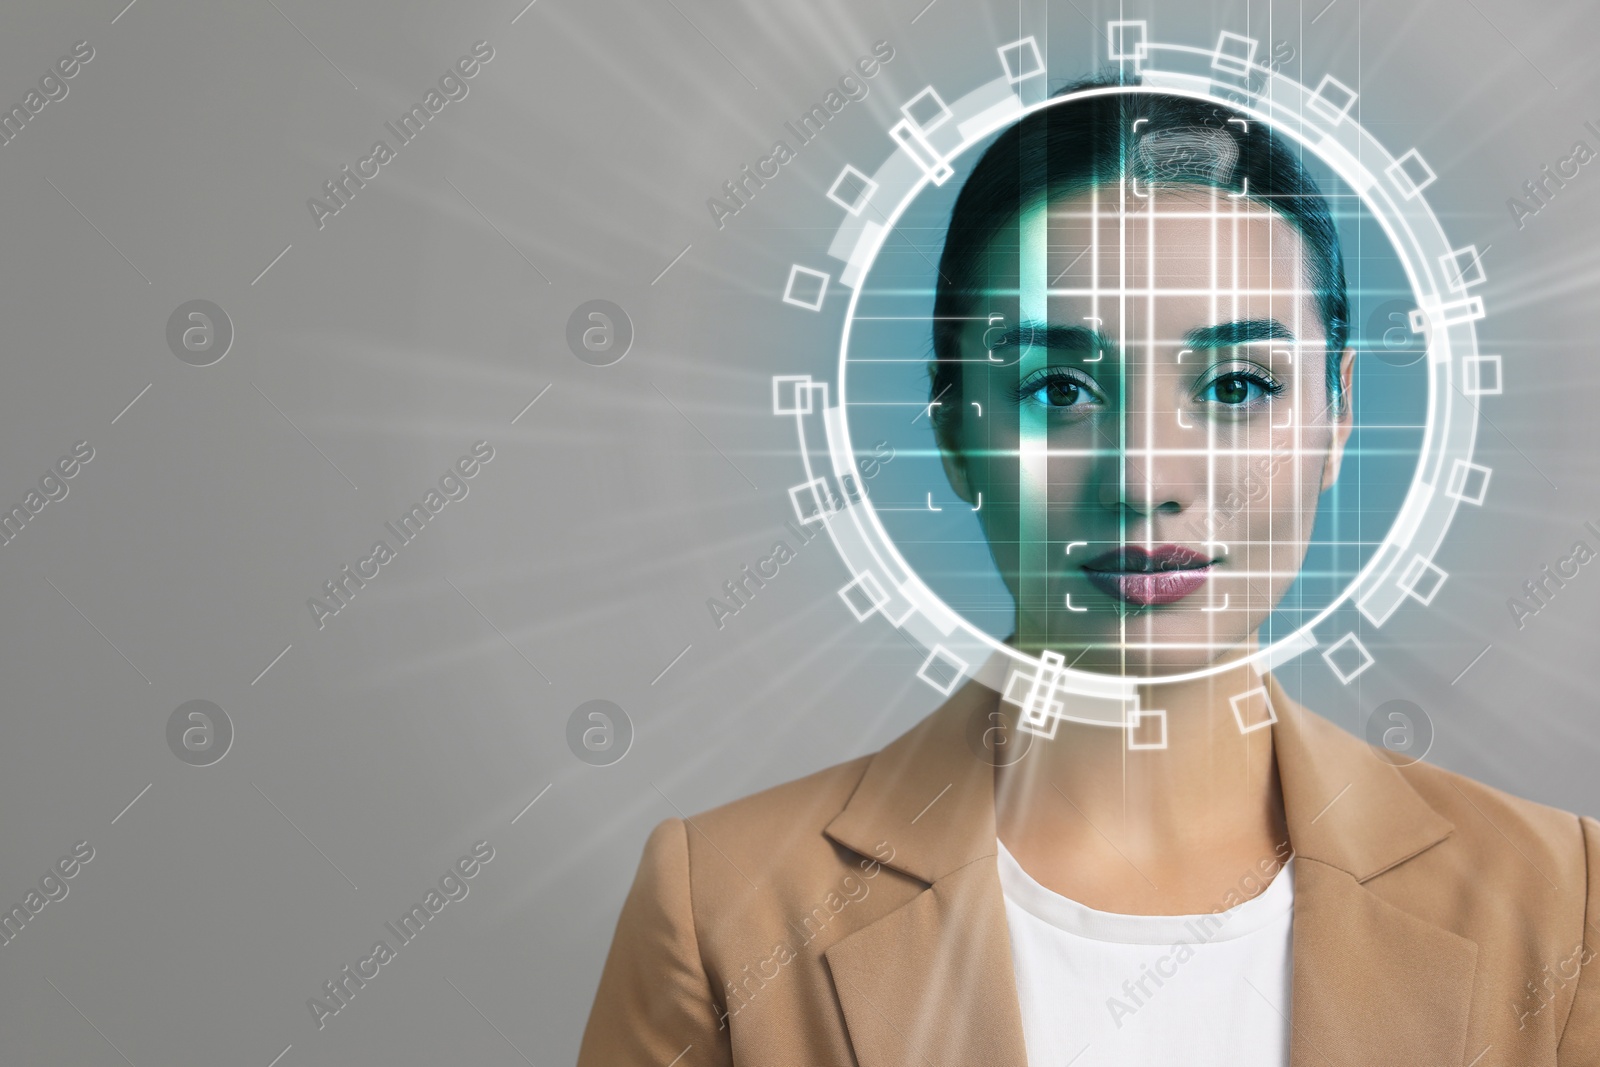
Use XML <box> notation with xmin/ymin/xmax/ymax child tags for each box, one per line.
<box><xmin>577</xmin><ymin>75</ymin><xmax>1600</xmax><ymax>1065</ymax></box>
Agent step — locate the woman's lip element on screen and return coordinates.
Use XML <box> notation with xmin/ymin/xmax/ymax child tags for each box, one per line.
<box><xmin>1082</xmin><ymin>565</ymin><xmax>1213</xmax><ymax>606</ymax></box>
<box><xmin>1079</xmin><ymin>544</ymin><xmax>1213</xmax><ymax>572</ymax></box>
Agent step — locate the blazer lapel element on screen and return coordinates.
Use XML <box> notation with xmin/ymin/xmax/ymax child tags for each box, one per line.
<box><xmin>1264</xmin><ymin>673</ymin><xmax>1479</xmax><ymax>1065</ymax></box>
<box><xmin>823</xmin><ymin>678</ymin><xmax>1031</xmax><ymax>1067</ymax></box>
<box><xmin>819</xmin><ymin>671</ymin><xmax>1479</xmax><ymax>1067</ymax></box>
<box><xmin>824</xmin><ymin>858</ymin><xmax>1030</xmax><ymax>1067</ymax></box>
<box><xmin>1285</xmin><ymin>859</ymin><xmax>1477</xmax><ymax>1066</ymax></box>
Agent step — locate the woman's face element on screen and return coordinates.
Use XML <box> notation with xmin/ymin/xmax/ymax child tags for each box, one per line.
<box><xmin>936</xmin><ymin>184</ymin><xmax>1355</xmax><ymax>676</ymax></box>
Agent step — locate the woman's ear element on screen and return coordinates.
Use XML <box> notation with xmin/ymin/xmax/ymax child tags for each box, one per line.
<box><xmin>1319</xmin><ymin>347</ymin><xmax>1357</xmax><ymax>492</ymax></box>
<box><xmin>935</xmin><ymin>413</ymin><xmax>976</xmax><ymax>505</ymax></box>
<box><xmin>929</xmin><ymin>359</ymin><xmax>977</xmax><ymax>505</ymax></box>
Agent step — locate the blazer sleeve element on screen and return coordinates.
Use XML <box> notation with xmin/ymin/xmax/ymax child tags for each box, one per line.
<box><xmin>1558</xmin><ymin>815</ymin><xmax>1600</xmax><ymax>1063</ymax></box>
<box><xmin>577</xmin><ymin>817</ymin><xmax>734</xmax><ymax>1067</ymax></box>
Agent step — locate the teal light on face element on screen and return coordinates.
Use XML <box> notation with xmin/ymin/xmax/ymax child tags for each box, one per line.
<box><xmin>1016</xmin><ymin>196</ymin><xmax>1052</xmax><ymax>643</ymax></box>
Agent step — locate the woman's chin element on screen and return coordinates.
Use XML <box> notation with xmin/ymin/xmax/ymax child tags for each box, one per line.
<box><xmin>1013</xmin><ymin>616</ymin><xmax>1254</xmax><ymax>678</ymax></box>
<box><xmin>1053</xmin><ymin>647</ymin><xmax>1231</xmax><ymax>679</ymax></box>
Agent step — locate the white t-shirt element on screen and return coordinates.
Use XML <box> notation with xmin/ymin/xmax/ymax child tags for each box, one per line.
<box><xmin>996</xmin><ymin>837</ymin><xmax>1294</xmax><ymax>1066</ymax></box>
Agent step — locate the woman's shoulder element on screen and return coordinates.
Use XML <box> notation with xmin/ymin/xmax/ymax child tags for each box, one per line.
<box><xmin>1332</xmin><ymin>719</ymin><xmax>1597</xmax><ymax>940</ymax></box>
<box><xmin>677</xmin><ymin>689</ymin><xmax>981</xmax><ymax>884</ymax></box>
<box><xmin>1285</xmin><ymin>690</ymin><xmax>1590</xmax><ymax>882</ymax></box>
<box><xmin>685</xmin><ymin>750</ymin><xmax>879</xmax><ymax>859</ymax></box>
<box><xmin>1400</xmin><ymin>752</ymin><xmax>1590</xmax><ymax>857</ymax></box>
<box><xmin>1367</xmin><ymin>731</ymin><xmax>1592</xmax><ymax>883</ymax></box>
<box><xmin>1358</xmin><ymin>745</ymin><xmax>1600</xmax><ymax>1049</ymax></box>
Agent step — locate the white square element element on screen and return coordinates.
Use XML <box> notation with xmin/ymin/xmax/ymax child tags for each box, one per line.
<box><xmin>1437</xmin><ymin>296</ymin><xmax>1486</xmax><ymax>326</ymax></box>
<box><xmin>782</xmin><ymin>264</ymin><xmax>830</xmax><ymax>311</ymax></box>
<box><xmin>1321</xmin><ymin>632</ymin><xmax>1375</xmax><ymax>685</ymax></box>
<box><xmin>838</xmin><ymin>571</ymin><xmax>888</xmax><ymax>621</ymax></box>
<box><xmin>1000</xmin><ymin>667</ymin><xmax>1030</xmax><ymax>705</ymax></box>
<box><xmin>1019</xmin><ymin>716</ymin><xmax>1062</xmax><ymax>741</ymax></box>
<box><xmin>1107</xmin><ymin>20</ymin><xmax>1147</xmax><ymax>62</ymax></box>
<box><xmin>1440</xmin><ymin>245</ymin><xmax>1486</xmax><ymax>291</ymax></box>
<box><xmin>1445</xmin><ymin>459</ymin><xmax>1491</xmax><ymax>505</ymax></box>
<box><xmin>999</xmin><ymin>37</ymin><xmax>1045</xmax><ymax>83</ymax></box>
<box><xmin>1230</xmin><ymin>686</ymin><xmax>1277</xmax><ymax>734</ymax></box>
<box><xmin>1386</xmin><ymin>149</ymin><xmax>1438</xmax><ymax>200</ymax></box>
<box><xmin>1020</xmin><ymin>650</ymin><xmax>1065</xmax><ymax>717</ymax></box>
<box><xmin>1004</xmin><ymin>653</ymin><xmax>1066</xmax><ymax>738</ymax></box>
<box><xmin>900</xmin><ymin>87</ymin><xmax>953</xmax><ymax>133</ymax></box>
<box><xmin>889</xmin><ymin>119</ymin><xmax>955</xmax><ymax>184</ymax></box>
<box><xmin>826</xmin><ymin>165</ymin><xmax>878</xmax><ymax>216</ymax></box>
<box><xmin>771</xmin><ymin>375</ymin><xmax>813</xmax><ymax>415</ymax></box>
<box><xmin>840</xmin><ymin>219</ymin><xmax>887</xmax><ymax>290</ymax></box>
<box><xmin>1128</xmin><ymin>708</ymin><xmax>1168</xmax><ymax>750</ymax></box>
<box><xmin>917</xmin><ymin>645</ymin><xmax>969</xmax><ymax>696</ymax></box>
<box><xmin>789</xmin><ymin>476</ymin><xmax>838</xmax><ymax>525</ymax></box>
<box><xmin>1410</xmin><ymin>296</ymin><xmax>1485</xmax><ymax>334</ymax></box>
<box><xmin>1398</xmin><ymin>555</ymin><xmax>1447</xmax><ymax>606</ymax></box>
<box><xmin>1464</xmin><ymin>355</ymin><xmax>1503</xmax><ymax>396</ymax></box>
<box><xmin>1210</xmin><ymin>32</ymin><xmax>1259</xmax><ymax>77</ymax></box>
<box><xmin>1307</xmin><ymin>74</ymin><xmax>1358</xmax><ymax>126</ymax></box>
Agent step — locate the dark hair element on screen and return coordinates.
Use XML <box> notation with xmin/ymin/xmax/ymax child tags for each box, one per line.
<box><xmin>929</xmin><ymin>72</ymin><xmax>1349</xmax><ymax>430</ymax></box>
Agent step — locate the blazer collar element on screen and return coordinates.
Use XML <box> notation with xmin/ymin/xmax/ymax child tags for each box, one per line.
<box><xmin>822</xmin><ymin>671</ymin><xmax>1478</xmax><ymax>1067</ymax></box>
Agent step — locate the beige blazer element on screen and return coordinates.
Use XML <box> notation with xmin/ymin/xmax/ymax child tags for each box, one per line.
<box><xmin>577</xmin><ymin>672</ymin><xmax>1600</xmax><ymax>1065</ymax></box>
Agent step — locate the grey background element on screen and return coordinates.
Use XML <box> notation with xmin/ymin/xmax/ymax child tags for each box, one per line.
<box><xmin>0</xmin><ymin>1</ymin><xmax>1595</xmax><ymax>1064</ymax></box>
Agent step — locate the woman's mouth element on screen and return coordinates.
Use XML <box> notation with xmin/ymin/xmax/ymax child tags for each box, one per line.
<box><xmin>1079</xmin><ymin>545</ymin><xmax>1215</xmax><ymax>607</ymax></box>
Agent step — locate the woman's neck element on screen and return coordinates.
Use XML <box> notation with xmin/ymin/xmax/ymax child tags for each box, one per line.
<box><xmin>991</xmin><ymin>646</ymin><xmax>1291</xmax><ymax>913</ymax></box>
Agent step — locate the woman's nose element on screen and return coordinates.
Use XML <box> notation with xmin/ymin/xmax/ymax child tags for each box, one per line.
<box><xmin>1090</xmin><ymin>405</ymin><xmax>1203</xmax><ymax>517</ymax></box>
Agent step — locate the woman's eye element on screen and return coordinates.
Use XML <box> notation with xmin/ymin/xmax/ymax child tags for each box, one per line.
<box><xmin>1200</xmin><ymin>372</ymin><xmax>1278</xmax><ymax>406</ymax></box>
<box><xmin>1023</xmin><ymin>374</ymin><xmax>1097</xmax><ymax>408</ymax></box>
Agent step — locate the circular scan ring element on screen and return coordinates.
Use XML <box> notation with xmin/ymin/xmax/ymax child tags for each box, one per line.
<box><xmin>774</xmin><ymin>27</ymin><xmax>1494</xmax><ymax>731</ymax></box>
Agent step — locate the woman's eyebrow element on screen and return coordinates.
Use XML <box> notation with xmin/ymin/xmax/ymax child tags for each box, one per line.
<box><xmin>1182</xmin><ymin>318</ymin><xmax>1296</xmax><ymax>349</ymax></box>
<box><xmin>993</xmin><ymin>321</ymin><xmax>1115</xmax><ymax>354</ymax></box>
